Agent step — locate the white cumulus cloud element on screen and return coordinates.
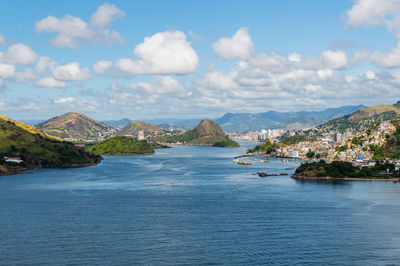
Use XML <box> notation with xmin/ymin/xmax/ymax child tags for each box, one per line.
<box><xmin>93</xmin><ymin>60</ymin><xmax>112</xmax><ymax>75</ymax></box>
<box><xmin>52</xmin><ymin>62</ymin><xmax>91</xmax><ymax>81</ymax></box>
<box><xmin>55</xmin><ymin>97</ymin><xmax>75</xmax><ymax>104</ymax></box>
<box><xmin>194</xmin><ymin>70</ymin><xmax>237</xmax><ymax>90</ymax></box>
<box><xmin>35</xmin><ymin>4</ymin><xmax>125</xmax><ymax>48</ymax></box>
<box><xmin>319</xmin><ymin>50</ymin><xmax>348</xmax><ymax>70</ymax></box>
<box><xmin>0</xmin><ymin>63</ymin><xmax>35</xmax><ymax>82</ymax></box>
<box><xmin>35</xmin><ymin>56</ymin><xmax>56</xmax><ymax>73</ymax></box>
<box><xmin>116</xmin><ymin>30</ymin><xmax>199</xmax><ymax>74</ymax></box>
<box><xmin>288</xmin><ymin>53</ymin><xmax>302</xmax><ymax>63</ymax></box>
<box><xmin>0</xmin><ymin>43</ymin><xmax>38</xmax><ymax>65</ymax></box>
<box><xmin>127</xmin><ymin>76</ymin><xmax>186</xmax><ymax>95</ymax></box>
<box><xmin>344</xmin><ymin>0</ymin><xmax>400</xmax><ymax>67</ymax></box>
<box><xmin>36</xmin><ymin>77</ymin><xmax>68</xmax><ymax>88</ymax></box>
<box><xmin>90</xmin><ymin>3</ymin><xmax>125</xmax><ymax>28</ymax></box>
<box><xmin>213</xmin><ymin>27</ymin><xmax>254</xmax><ymax>60</ymax></box>
<box><xmin>0</xmin><ymin>63</ymin><xmax>15</xmax><ymax>79</ymax></box>
<box><xmin>344</xmin><ymin>0</ymin><xmax>397</xmax><ymax>28</ymax></box>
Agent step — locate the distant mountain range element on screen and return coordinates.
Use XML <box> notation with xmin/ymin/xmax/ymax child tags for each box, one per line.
<box><xmin>101</xmin><ymin>105</ymin><xmax>365</xmax><ymax>132</ymax></box>
<box><xmin>117</xmin><ymin>121</ymin><xmax>162</xmax><ymax>138</ymax></box>
<box><xmin>16</xmin><ymin>105</ymin><xmax>367</xmax><ymax>144</ymax></box>
<box><xmin>215</xmin><ymin>105</ymin><xmax>365</xmax><ymax>131</ymax></box>
<box><xmin>317</xmin><ymin>102</ymin><xmax>400</xmax><ymax>133</ymax></box>
<box><xmin>101</xmin><ymin>118</ymin><xmax>133</xmax><ymax>129</ymax></box>
<box><xmin>102</xmin><ymin>118</ymin><xmax>201</xmax><ymax>129</ymax></box>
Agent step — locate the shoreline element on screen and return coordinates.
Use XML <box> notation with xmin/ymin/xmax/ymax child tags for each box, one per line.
<box><xmin>0</xmin><ymin>160</ymin><xmax>102</xmax><ymax>177</ymax></box>
<box><xmin>291</xmin><ymin>174</ymin><xmax>400</xmax><ymax>182</ymax></box>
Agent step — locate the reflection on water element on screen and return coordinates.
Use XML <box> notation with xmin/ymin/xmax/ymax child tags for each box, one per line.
<box><xmin>1</xmin><ymin>141</ymin><xmax>400</xmax><ymax>265</ymax></box>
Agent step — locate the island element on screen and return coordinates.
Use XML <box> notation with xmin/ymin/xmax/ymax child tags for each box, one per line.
<box><xmin>0</xmin><ymin>115</ymin><xmax>102</xmax><ymax>175</ymax></box>
<box><xmin>86</xmin><ymin>136</ymin><xmax>155</xmax><ymax>155</ymax></box>
<box><xmin>292</xmin><ymin>160</ymin><xmax>400</xmax><ymax>181</ymax></box>
<box><xmin>153</xmin><ymin>119</ymin><xmax>240</xmax><ymax>147</ymax></box>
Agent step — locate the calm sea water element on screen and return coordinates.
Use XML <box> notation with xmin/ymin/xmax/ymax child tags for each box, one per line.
<box><xmin>1</xmin><ymin>141</ymin><xmax>400</xmax><ymax>265</ymax></box>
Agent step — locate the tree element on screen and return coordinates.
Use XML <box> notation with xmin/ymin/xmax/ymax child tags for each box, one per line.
<box><xmin>306</xmin><ymin>150</ymin><xmax>315</xmax><ymax>158</ymax></box>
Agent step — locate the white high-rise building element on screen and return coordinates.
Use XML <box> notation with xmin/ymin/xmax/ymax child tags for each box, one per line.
<box><xmin>260</xmin><ymin>129</ymin><xmax>268</xmax><ymax>140</ymax></box>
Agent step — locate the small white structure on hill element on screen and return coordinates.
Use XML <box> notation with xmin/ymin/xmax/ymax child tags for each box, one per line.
<box><xmin>4</xmin><ymin>157</ymin><xmax>23</xmax><ymax>163</ymax></box>
<box><xmin>138</xmin><ymin>130</ymin><xmax>145</xmax><ymax>140</ymax></box>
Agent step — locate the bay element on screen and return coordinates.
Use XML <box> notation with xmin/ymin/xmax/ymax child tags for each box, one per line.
<box><xmin>1</xmin><ymin>141</ymin><xmax>400</xmax><ymax>265</ymax></box>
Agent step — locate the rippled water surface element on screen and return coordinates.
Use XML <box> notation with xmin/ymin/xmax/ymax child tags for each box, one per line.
<box><xmin>1</xmin><ymin>141</ymin><xmax>400</xmax><ymax>265</ymax></box>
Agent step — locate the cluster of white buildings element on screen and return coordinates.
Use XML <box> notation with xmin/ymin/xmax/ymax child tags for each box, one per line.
<box><xmin>228</xmin><ymin>129</ymin><xmax>287</xmax><ymax>142</ymax></box>
<box><xmin>276</xmin><ymin>121</ymin><xmax>398</xmax><ymax>162</ymax></box>
<box><xmin>259</xmin><ymin>129</ymin><xmax>286</xmax><ymax>140</ymax></box>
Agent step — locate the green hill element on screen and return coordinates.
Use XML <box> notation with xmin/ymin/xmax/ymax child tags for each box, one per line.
<box><xmin>292</xmin><ymin>160</ymin><xmax>398</xmax><ymax>180</ymax></box>
<box><xmin>156</xmin><ymin>119</ymin><xmax>239</xmax><ymax>147</ymax></box>
<box><xmin>37</xmin><ymin>112</ymin><xmax>116</xmax><ymax>142</ymax></box>
<box><xmin>87</xmin><ymin>136</ymin><xmax>155</xmax><ymax>155</ymax></box>
<box><xmin>117</xmin><ymin>121</ymin><xmax>162</xmax><ymax>138</ymax></box>
<box><xmin>0</xmin><ymin>114</ymin><xmax>62</xmax><ymax>141</ymax></box>
<box><xmin>0</xmin><ymin>116</ymin><xmax>102</xmax><ymax>175</ymax></box>
<box><xmin>318</xmin><ymin>102</ymin><xmax>400</xmax><ymax>133</ymax></box>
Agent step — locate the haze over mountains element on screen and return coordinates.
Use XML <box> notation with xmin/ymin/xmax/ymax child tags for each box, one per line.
<box><xmin>316</xmin><ymin>101</ymin><xmax>400</xmax><ymax>134</ymax></box>
<box><xmin>102</xmin><ymin>105</ymin><xmax>365</xmax><ymax>131</ymax></box>
<box><xmin>117</xmin><ymin>121</ymin><xmax>163</xmax><ymax>138</ymax></box>
<box><xmin>215</xmin><ymin>105</ymin><xmax>365</xmax><ymax>131</ymax></box>
<box><xmin>10</xmin><ymin>104</ymin><xmax>367</xmax><ymax>145</ymax></box>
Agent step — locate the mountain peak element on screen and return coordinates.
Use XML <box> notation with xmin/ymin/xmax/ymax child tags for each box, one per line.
<box><xmin>193</xmin><ymin>119</ymin><xmax>225</xmax><ymax>136</ymax></box>
<box><xmin>37</xmin><ymin>112</ymin><xmax>115</xmax><ymax>142</ymax></box>
<box><xmin>117</xmin><ymin>121</ymin><xmax>162</xmax><ymax>137</ymax></box>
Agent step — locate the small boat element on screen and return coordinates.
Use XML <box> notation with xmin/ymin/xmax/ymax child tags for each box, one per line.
<box><xmin>238</xmin><ymin>161</ymin><xmax>252</xmax><ymax>165</ymax></box>
<box><xmin>264</xmin><ymin>160</ymin><xmax>269</xmax><ymax>163</ymax></box>
<box><xmin>254</xmin><ymin>158</ymin><xmax>262</xmax><ymax>161</ymax></box>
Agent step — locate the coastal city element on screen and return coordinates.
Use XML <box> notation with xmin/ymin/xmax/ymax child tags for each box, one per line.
<box><xmin>3</xmin><ymin>1</ymin><xmax>400</xmax><ymax>265</ymax></box>
<box><xmin>228</xmin><ymin>121</ymin><xmax>400</xmax><ymax>170</ymax></box>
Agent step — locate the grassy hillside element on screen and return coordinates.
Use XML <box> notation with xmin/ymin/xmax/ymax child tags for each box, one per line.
<box><xmin>0</xmin><ymin>118</ymin><xmax>102</xmax><ymax>175</ymax></box>
<box><xmin>87</xmin><ymin>136</ymin><xmax>155</xmax><ymax>155</ymax></box>
<box><xmin>37</xmin><ymin>112</ymin><xmax>115</xmax><ymax>141</ymax></box>
<box><xmin>0</xmin><ymin>115</ymin><xmax>61</xmax><ymax>141</ymax></box>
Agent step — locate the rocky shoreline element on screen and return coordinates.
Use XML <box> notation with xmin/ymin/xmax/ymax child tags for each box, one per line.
<box><xmin>0</xmin><ymin>158</ymin><xmax>103</xmax><ymax>176</ymax></box>
<box><xmin>291</xmin><ymin>174</ymin><xmax>400</xmax><ymax>182</ymax></box>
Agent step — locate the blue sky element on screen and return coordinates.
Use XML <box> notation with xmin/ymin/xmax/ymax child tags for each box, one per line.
<box><xmin>0</xmin><ymin>0</ymin><xmax>399</xmax><ymax>120</ymax></box>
